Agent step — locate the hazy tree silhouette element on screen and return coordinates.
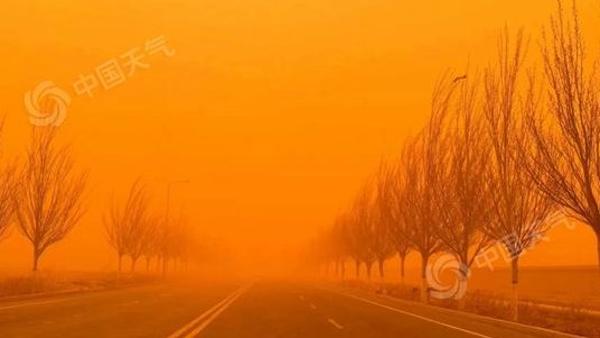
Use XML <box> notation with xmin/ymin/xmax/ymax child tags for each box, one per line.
<box><xmin>437</xmin><ymin>74</ymin><xmax>494</xmax><ymax>309</ymax></box>
<box><xmin>142</xmin><ymin>214</ymin><xmax>160</xmax><ymax>272</ymax></box>
<box><xmin>330</xmin><ymin>217</ymin><xmax>349</xmax><ymax>279</ymax></box>
<box><xmin>157</xmin><ymin>212</ymin><xmax>189</xmax><ymax>276</ymax></box>
<box><xmin>350</xmin><ymin>184</ymin><xmax>377</xmax><ymax>279</ymax></box>
<box><xmin>483</xmin><ymin>29</ymin><xmax>554</xmax><ymax>320</ymax></box>
<box><xmin>104</xmin><ymin>179</ymin><xmax>153</xmax><ymax>273</ymax></box>
<box><xmin>373</xmin><ymin>159</ymin><xmax>401</xmax><ymax>280</ymax></box>
<box><xmin>523</xmin><ymin>1</ymin><xmax>600</xmax><ymax>269</ymax></box>
<box><xmin>169</xmin><ymin>216</ymin><xmax>191</xmax><ymax>272</ymax></box>
<box><xmin>400</xmin><ymin>76</ymin><xmax>456</xmax><ymax>303</ymax></box>
<box><xmin>314</xmin><ymin>0</ymin><xmax>600</xmax><ymax>317</ymax></box>
<box><xmin>104</xmin><ymin>193</ymin><xmax>128</xmax><ymax>273</ymax></box>
<box><xmin>0</xmin><ymin>122</ymin><xmax>15</xmax><ymax>242</ymax></box>
<box><xmin>124</xmin><ymin>182</ymin><xmax>152</xmax><ymax>272</ymax></box>
<box><xmin>381</xmin><ymin>159</ymin><xmax>412</xmax><ymax>285</ymax></box>
<box><xmin>339</xmin><ymin>212</ymin><xmax>363</xmax><ymax>278</ymax></box>
<box><xmin>0</xmin><ymin>169</ymin><xmax>14</xmax><ymax>242</ymax></box>
<box><xmin>13</xmin><ymin>128</ymin><xmax>87</xmax><ymax>272</ymax></box>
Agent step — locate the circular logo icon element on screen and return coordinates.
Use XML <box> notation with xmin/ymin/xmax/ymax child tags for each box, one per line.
<box><xmin>426</xmin><ymin>254</ymin><xmax>469</xmax><ymax>300</ymax></box>
<box><xmin>24</xmin><ymin>81</ymin><xmax>71</xmax><ymax>126</ymax></box>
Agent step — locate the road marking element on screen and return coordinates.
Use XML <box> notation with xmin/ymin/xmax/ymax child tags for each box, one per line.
<box><xmin>167</xmin><ymin>287</ymin><xmax>243</xmax><ymax>338</ymax></box>
<box><xmin>377</xmin><ymin>294</ymin><xmax>585</xmax><ymax>338</ymax></box>
<box><xmin>167</xmin><ymin>285</ymin><xmax>250</xmax><ymax>338</ymax></box>
<box><xmin>309</xmin><ymin>303</ymin><xmax>317</xmax><ymax>310</ymax></box>
<box><xmin>183</xmin><ymin>286</ymin><xmax>249</xmax><ymax>338</ymax></box>
<box><xmin>327</xmin><ymin>318</ymin><xmax>344</xmax><ymax>329</ymax></box>
<box><xmin>336</xmin><ymin>292</ymin><xmax>492</xmax><ymax>338</ymax></box>
<box><xmin>0</xmin><ymin>299</ymin><xmax>68</xmax><ymax>311</ymax></box>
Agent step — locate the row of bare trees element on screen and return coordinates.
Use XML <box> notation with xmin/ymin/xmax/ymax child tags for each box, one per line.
<box><xmin>0</xmin><ymin>127</ymin><xmax>86</xmax><ymax>272</ymax></box>
<box><xmin>314</xmin><ymin>1</ymin><xmax>600</xmax><ymax>320</ymax></box>
<box><xmin>104</xmin><ymin>180</ymin><xmax>192</xmax><ymax>275</ymax></box>
<box><xmin>0</xmin><ymin>125</ymin><xmax>194</xmax><ymax>274</ymax></box>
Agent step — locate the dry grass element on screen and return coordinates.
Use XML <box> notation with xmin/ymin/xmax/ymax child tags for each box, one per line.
<box><xmin>342</xmin><ymin>280</ymin><xmax>600</xmax><ymax>338</ymax></box>
<box><xmin>0</xmin><ymin>271</ymin><xmax>160</xmax><ymax>299</ymax></box>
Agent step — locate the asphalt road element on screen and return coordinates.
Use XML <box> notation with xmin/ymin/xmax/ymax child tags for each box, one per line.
<box><xmin>0</xmin><ymin>281</ymin><xmax>582</xmax><ymax>338</ymax></box>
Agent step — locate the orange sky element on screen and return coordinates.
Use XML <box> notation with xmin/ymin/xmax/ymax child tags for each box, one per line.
<box><xmin>0</xmin><ymin>0</ymin><xmax>599</xmax><ymax>273</ymax></box>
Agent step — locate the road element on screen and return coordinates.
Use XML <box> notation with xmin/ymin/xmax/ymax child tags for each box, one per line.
<box><xmin>0</xmin><ymin>280</ymin><xmax>581</xmax><ymax>338</ymax></box>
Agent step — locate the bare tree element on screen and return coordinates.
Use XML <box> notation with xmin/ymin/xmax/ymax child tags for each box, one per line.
<box><xmin>157</xmin><ymin>212</ymin><xmax>187</xmax><ymax>276</ymax></box>
<box><xmin>169</xmin><ymin>216</ymin><xmax>191</xmax><ymax>272</ymax></box>
<box><xmin>313</xmin><ymin>227</ymin><xmax>333</xmax><ymax>276</ymax></box>
<box><xmin>385</xmin><ymin>160</ymin><xmax>412</xmax><ymax>284</ymax></box>
<box><xmin>0</xmin><ymin>122</ymin><xmax>15</xmax><ymax>242</ymax></box>
<box><xmin>124</xmin><ymin>181</ymin><xmax>151</xmax><ymax>272</ymax></box>
<box><xmin>376</xmin><ymin>154</ymin><xmax>414</xmax><ymax>284</ymax></box>
<box><xmin>0</xmin><ymin>167</ymin><xmax>14</xmax><ymax>242</ymax></box>
<box><xmin>104</xmin><ymin>179</ymin><xmax>152</xmax><ymax>273</ymax></box>
<box><xmin>142</xmin><ymin>214</ymin><xmax>160</xmax><ymax>272</ymax></box>
<box><xmin>400</xmin><ymin>75</ymin><xmax>457</xmax><ymax>302</ymax></box>
<box><xmin>13</xmin><ymin>128</ymin><xmax>87</xmax><ymax>272</ymax></box>
<box><xmin>483</xmin><ymin>28</ymin><xmax>556</xmax><ymax>320</ymax></box>
<box><xmin>521</xmin><ymin>1</ymin><xmax>600</xmax><ymax>269</ymax></box>
<box><xmin>373</xmin><ymin>160</ymin><xmax>399</xmax><ymax>280</ymax></box>
<box><xmin>438</xmin><ymin>74</ymin><xmax>494</xmax><ymax>309</ymax></box>
<box><xmin>104</xmin><ymin>194</ymin><xmax>128</xmax><ymax>273</ymax></box>
<box><xmin>339</xmin><ymin>212</ymin><xmax>363</xmax><ymax>278</ymax></box>
<box><xmin>330</xmin><ymin>216</ymin><xmax>349</xmax><ymax>279</ymax></box>
<box><xmin>351</xmin><ymin>184</ymin><xmax>377</xmax><ymax>279</ymax></box>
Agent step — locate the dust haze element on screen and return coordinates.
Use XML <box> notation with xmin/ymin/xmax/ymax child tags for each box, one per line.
<box><xmin>1</xmin><ymin>1</ymin><xmax>600</xmax><ymax>338</ymax></box>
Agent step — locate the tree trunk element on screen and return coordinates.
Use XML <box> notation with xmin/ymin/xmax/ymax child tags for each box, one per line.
<box><xmin>355</xmin><ymin>259</ymin><xmax>360</xmax><ymax>278</ymax></box>
<box><xmin>32</xmin><ymin>248</ymin><xmax>40</xmax><ymax>272</ymax></box>
<box><xmin>511</xmin><ymin>256</ymin><xmax>519</xmax><ymax>321</ymax></box>
<box><xmin>366</xmin><ymin>262</ymin><xmax>372</xmax><ymax>280</ymax></box>
<box><xmin>340</xmin><ymin>259</ymin><xmax>345</xmax><ymax>280</ymax></box>
<box><xmin>378</xmin><ymin>259</ymin><xmax>385</xmax><ymax>280</ymax></box>
<box><xmin>420</xmin><ymin>253</ymin><xmax>429</xmax><ymax>303</ymax></box>
<box><xmin>457</xmin><ymin>267</ymin><xmax>468</xmax><ymax>310</ymax></box>
<box><xmin>399</xmin><ymin>254</ymin><xmax>406</xmax><ymax>285</ymax></box>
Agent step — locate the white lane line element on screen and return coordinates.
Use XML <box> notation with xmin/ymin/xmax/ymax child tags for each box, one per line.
<box><xmin>309</xmin><ymin>303</ymin><xmax>317</xmax><ymax>310</ymax></box>
<box><xmin>167</xmin><ymin>285</ymin><xmax>247</xmax><ymax>338</ymax></box>
<box><xmin>336</xmin><ymin>292</ymin><xmax>492</xmax><ymax>338</ymax></box>
<box><xmin>378</xmin><ymin>294</ymin><xmax>585</xmax><ymax>338</ymax></box>
<box><xmin>327</xmin><ymin>318</ymin><xmax>344</xmax><ymax>329</ymax></box>
<box><xmin>183</xmin><ymin>285</ymin><xmax>250</xmax><ymax>338</ymax></box>
<box><xmin>0</xmin><ymin>298</ymin><xmax>68</xmax><ymax>311</ymax></box>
